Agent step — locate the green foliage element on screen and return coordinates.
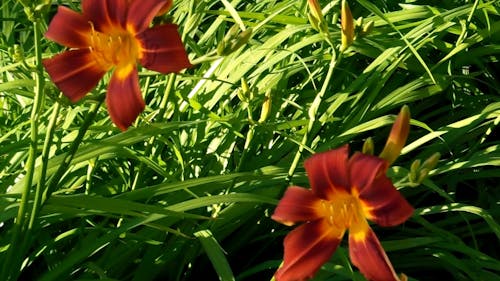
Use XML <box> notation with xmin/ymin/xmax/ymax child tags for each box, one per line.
<box><xmin>1</xmin><ymin>0</ymin><xmax>500</xmax><ymax>280</ymax></box>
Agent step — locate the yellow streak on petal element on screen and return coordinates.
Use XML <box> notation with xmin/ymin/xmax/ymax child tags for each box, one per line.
<box><xmin>114</xmin><ymin>64</ymin><xmax>135</xmax><ymax>80</ymax></box>
<box><xmin>349</xmin><ymin>218</ymin><xmax>370</xmax><ymax>242</ymax></box>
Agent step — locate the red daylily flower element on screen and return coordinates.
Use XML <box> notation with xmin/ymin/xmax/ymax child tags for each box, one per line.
<box><xmin>273</xmin><ymin>106</ymin><xmax>413</xmax><ymax>281</ymax></box>
<box><xmin>272</xmin><ymin>145</ymin><xmax>413</xmax><ymax>281</ymax></box>
<box><xmin>43</xmin><ymin>0</ymin><xmax>191</xmax><ymax>130</ymax></box>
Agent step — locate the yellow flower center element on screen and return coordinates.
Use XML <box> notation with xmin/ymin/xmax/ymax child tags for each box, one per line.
<box><xmin>319</xmin><ymin>192</ymin><xmax>366</xmax><ymax>231</ymax></box>
<box><xmin>88</xmin><ymin>22</ymin><xmax>140</xmax><ymax>78</ymax></box>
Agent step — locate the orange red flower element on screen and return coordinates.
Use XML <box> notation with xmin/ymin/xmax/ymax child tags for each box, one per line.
<box><xmin>43</xmin><ymin>0</ymin><xmax>190</xmax><ymax>130</ymax></box>
<box><xmin>272</xmin><ymin>108</ymin><xmax>413</xmax><ymax>281</ymax></box>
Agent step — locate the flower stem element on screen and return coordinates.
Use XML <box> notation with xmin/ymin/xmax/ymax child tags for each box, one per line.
<box><xmin>286</xmin><ymin>52</ymin><xmax>342</xmax><ymax>184</ymax></box>
<box><xmin>42</xmin><ymin>98</ymin><xmax>103</xmax><ymax>203</ymax></box>
<box><xmin>131</xmin><ymin>73</ymin><xmax>176</xmax><ymax>190</ymax></box>
<box><xmin>0</xmin><ymin>18</ymin><xmax>44</xmax><ymax>281</ymax></box>
<box><xmin>28</xmin><ymin>101</ymin><xmax>61</xmax><ymax>228</ymax></box>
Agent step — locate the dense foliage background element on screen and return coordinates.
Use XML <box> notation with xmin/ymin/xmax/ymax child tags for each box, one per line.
<box><xmin>1</xmin><ymin>0</ymin><xmax>499</xmax><ymax>280</ymax></box>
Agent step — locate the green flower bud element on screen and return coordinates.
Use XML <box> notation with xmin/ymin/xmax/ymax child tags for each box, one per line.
<box><xmin>422</xmin><ymin>152</ymin><xmax>440</xmax><ymax>171</ymax></box>
<box><xmin>417</xmin><ymin>168</ymin><xmax>430</xmax><ymax>184</ymax></box>
<box><xmin>362</xmin><ymin>137</ymin><xmax>374</xmax><ymax>155</ymax></box>
<box><xmin>258</xmin><ymin>89</ymin><xmax>272</xmax><ymax>123</ymax></box>
<box><xmin>361</xmin><ymin>20</ymin><xmax>374</xmax><ymax>36</ymax></box>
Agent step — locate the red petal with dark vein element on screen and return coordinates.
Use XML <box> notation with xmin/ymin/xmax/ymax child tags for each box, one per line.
<box><xmin>127</xmin><ymin>0</ymin><xmax>167</xmax><ymax>33</ymax></box>
<box><xmin>275</xmin><ymin>220</ymin><xmax>343</xmax><ymax>281</ymax></box>
<box><xmin>137</xmin><ymin>24</ymin><xmax>191</xmax><ymax>73</ymax></box>
<box><xmin>348</xmin><ymin>152</ymin><xmax>387</xmax><ymax>192</ymax></box>
<box><xmin>82</xmin><ymin>0</ymin><xmax>128</xmax><ymax>32</ymax></box>
<box><xmin>45</xmin><ymin>6</ymin><xmax>91</xmax><ymax>48</ymax></box>
<box><xmin>272</xmin><ymin>186</ymin><xmax>322</xmax><ymax>226</ymax></box>
<box><xmin>358</xmin><ymin>175</ymin><xmax>413</xmax><ymax>227</ymax></box>
<box><xmin>349</xmin><ymin>153</ymin><xmax>413</xmax><ymax>226</ymax></box>
<box><xmin>349</xmin><ymin>227</ymin><xmax>401</xmax><ymax>281</ymax></box>
<box><xmin>304</xmin><ymin>145</ymin><xmax>350</xmax><ymax>200</ymax></box>
<box><xmin>43</xmin><ymin>49</ymin><xmax>107</xmax><ymax>102</ymax></box>
<box><xmin>106</xmin><ymin>68</ymin><xmax>144</xmax><ymax>131</ymax></box>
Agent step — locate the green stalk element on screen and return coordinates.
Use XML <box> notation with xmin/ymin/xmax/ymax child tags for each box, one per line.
<box><xmin>28</xmin><ymin>101</ymin><xmax>60</xmax><ymax>228</ymax></box>
<box><xmin>0</xmin><ymin>18</ymin><xmax>44</xmax><ymax>281</ymax></box>
<box><xmin>131</xmin><ymin>73</ymin><xmax>176</xmax><ymax>190</ymax></box>
<box><xmin>18</xmin><ymin>95</ymin><xmax>61</xmax><ymax>281</ymax></box>
<box><xmin>286</xmin><ymin>52</ymin><xmax>342</xmax><ymax>184</ymax></box>
<box><xmin>42</xmin><ymin>98</ymin><xmax>103</xmax><ymax>203</ymax></box>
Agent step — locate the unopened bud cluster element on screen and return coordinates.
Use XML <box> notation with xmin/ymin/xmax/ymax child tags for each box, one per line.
<box><xmin>409</xmin><ymin>153</ymin><xmax>440</xmax><ymax>184</ymax></box>
<box><xmin>237</xmin><ymin>78</ymin><xmax>272</xmax><ymax>124</ymax></box>
<box><xmin>217</xmin><ymin>25</ymin><xmax>253</xmax><ymax>56</ymax></box>
<box><xmin>307</xmin><ymin>0</ymin><xmax>375</xmax><ymax>52</ymax></box>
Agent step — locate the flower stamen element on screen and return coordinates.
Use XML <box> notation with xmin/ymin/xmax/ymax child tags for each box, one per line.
<box><xmin>87</xmin><ymin>21</ymin><xmax>139</xmax><ymax>70</ymax></box>
<box><xmin>320</xmin><ymin>194</ymin><xmax>364</xmax><ymax>230</ymax></box>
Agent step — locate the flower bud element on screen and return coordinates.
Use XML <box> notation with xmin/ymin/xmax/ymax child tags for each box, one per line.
<box><xmin>417</xmin><ymin>168</ymin><xmax>430</xmax><ymax>184</ymax></box>
<box><xmin>10</xmin><ymin>44</ymin><xmax>24</xmax><ymax>62</ymax></box>
<box><xmin>362</xmin><ymin>137</ymin><xmax>374</xmax><ymax>155</ymax></box>
<box><xmin>409</xmin><ymin>159</ymin><xmax>420</xmax><ymax>183</ymax></box>
<box><xmin>217</xmin><ymin>26</ymin><xmax>252</xmax><ymax>56</ymax></box>
<box><xmin>237</xmin><ymin>77</ymin><xmax>252</xmax><ymax>103</ymax></box>
<box><xmin>258</xmin><ymin>89</ymin><xmax>272</xmax><ymax>123</ymax></box>
<box><xmin>307</xmin><ymin>0</ymin><xmax>329</xmax><ymax>34</ymax></box>
<box><xmin>361</xmin><ymin>20</ymin><xmax>374</xmax><ymax>36</ymax></box>
<box><xmin>308</xmin><ymin>0</ymin><xmax>324</xmax><ymax>24</ymax></box>
<box><xmin>307</xmin><ymin>12</ymin><xmax>321</xmax><ymax>32</ymax></box>
<box><xmin>379</xmin><ymin>105</ymin><xmax>410</xmax><ymax>164</ymax></box>
<box><xmin>422</xmin><ymin>152</ymin><xmax>440</xmax><ymax>171</ymax></box>
<box><xmin>217</xmin><ymin>40</ymin><xmax>228</xmax><ymax>56</ymax></box>
<box><xmin>229</xmin><ymin>28</ymin><xmax>252</xmax><ymax>53</ymax></box>
<box><xmin>410</xmin><ymin>159</ymin><xmax>420</xmax><ymax>174</ymax></box>
<box><xmin>355</xmin><ymin>16</ymin><xmax>363</xmax><ymax>27</ymax></box>
<box><xmin>340</xmin><ymin>0</ymin><xmax>354</xmax><ymax>51</ymax></box>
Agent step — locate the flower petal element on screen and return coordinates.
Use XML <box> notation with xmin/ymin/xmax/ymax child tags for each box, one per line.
<box><xmin>349</xmin><ymin>153</ymin><xmax>413</xmax><ymax>226</ymax></box>
<box><xmin>272</xmin><ymin>186</ymin><xmax>322</xmax><ymax>226</ymax></box>
<box><xmin>275</xmin><ymin>220</ymin><xmax>344</xmax><ymax>281</ymax></box>
<box><xmin>43</xmin><ymin>49</ymin><xmax>107</xmax><ymax>102</ymax></box>
<box><xmin>348</xmin><ymin>152</ymin><xmax>388</xmax><ymax>192</ymax></box>
<box><xmin>304</xmin><ymin>145</ymin><xmax>350</xmax><ymax>200</ymax></box>
<box><xmin>127</xmin><ymin>0</ymin><xmax>167</xmax><ymax>33</ymax></box>
<box><xmin>106</xmin><ymin>68</ymin><xmax>145</xmax><ymax>130</ymax></box>
<box><xmin>157</xmin><ymin>0</ymin><xmax>173</xmax><ymax>16</ymax></box>
<box><xmin>82</xmin><ymin>0</ymin><xmax>128</xmax><ymax>32</ymax></box>
<box><xmin>359</xmin><ymin>175</ymin><xmax>413</xmax><ymax>227</ymax></box>
<box><xmin>137</xmin><ymin>24</ymin><xmax>191</xmax><ymax>73</ymax></box>
<box><xmin>349</xmin><ymin>227</ymin><xmax>401</xmax><ymax>281</ymax></box>
<box><xmin>45</xmin><ymin>6</ymin><xmax>91</xmax><ymax>48</ymax></box>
